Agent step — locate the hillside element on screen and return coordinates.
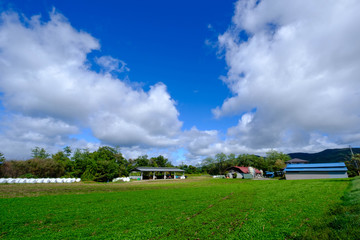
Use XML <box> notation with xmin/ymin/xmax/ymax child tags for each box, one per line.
<box><xmin>288</xmin><ymin>148</ymin><xmax>360</xmax><ymax>163</ymax></box>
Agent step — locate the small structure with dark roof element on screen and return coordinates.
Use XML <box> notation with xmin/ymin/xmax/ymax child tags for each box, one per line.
<box><xmin>130</xmin><ymin>167</ymin><xmax>185</xmax><ymax>180</ymax></box>
<box><xmin>284</xmin><ymin>162</ymin><xmax>348</xmax><ymax>180</ymax></box>
<box><xmin>285</xmin><ymin>158</ymin><xmax>309</xmax><ymax>164</ymax></box>
<box><xmin>226</xmin><ymin>166</ymin><xmax>262</xmax><ymax>179</ymax></box>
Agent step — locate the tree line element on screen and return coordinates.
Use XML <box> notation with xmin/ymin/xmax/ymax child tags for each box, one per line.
<box><xmin>0</xmin><ymin>146</ymin><xmax>174</xmax><ymax>182</ymax></box>
<box><xmin>198</xmin><ymin>150</ymin><xmax>291</xmax><ymax>175</ymax></box>
<box><xmin>0</xmin><ymin>147</ymin><xmax>293</xmax><ymax>181</ymax></box>
<box><xmin>2</xmin><ymin>146</ymin><xmax>358</xmax><ymax>181</ymax></box>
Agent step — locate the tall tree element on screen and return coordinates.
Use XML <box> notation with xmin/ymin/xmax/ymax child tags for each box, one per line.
<box><xmin>265</xmin><ymin>150</ymin><xmax>290</xmax><ymax>172</ymax></box>
<box><xmin>31</xmin><ymin>147</ymin><xmax>50</xmax><ymax>159</ymax></box>
<box><xmin>150</xmin><ymin>155</ymin><xmax>171</xmax><ymax>167</ymax></box>
<box><xmin>215</xmin><ymin>153</ymin><xmax>227</xmax><ymax>174</ymax></box>
<box><xmin>135</xmin><ymin>155</ymin><xmax>150</xmax><ymax>167</ymax></box>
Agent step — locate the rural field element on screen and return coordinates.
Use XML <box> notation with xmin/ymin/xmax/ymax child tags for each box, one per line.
<box><xmin>1</xmin><ymin>176</ymin><xmax>359</xmax><ymax>239</ymax></box>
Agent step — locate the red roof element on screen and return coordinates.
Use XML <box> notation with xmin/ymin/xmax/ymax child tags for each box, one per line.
<box><xmin>231</xmin><ymin>166</ymin><xmax>261</xmax><ymax>174</ymax></box>
<box><xmin>232</xmin><ymin>166</ymin><xmax>249</xmax><ymax>173</ymax></box>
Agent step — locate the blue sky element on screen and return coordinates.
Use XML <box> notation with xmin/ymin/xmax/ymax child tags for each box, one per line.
<box><xmin>0</xmin><ymin>0</ymin><xmax>360</xmax><ymax>164</ymax></box>
<box><xmin>4</xmin><ymin>0</ymin><xmax>237</xmax><ymax>131</ymax></box>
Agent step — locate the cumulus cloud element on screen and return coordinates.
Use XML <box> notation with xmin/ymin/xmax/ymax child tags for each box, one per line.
<box><xmin>213</xmin><ymin>0</ymin><xmax>360</xmax><ymax>152</ymax></box>
<box><xmin>0</xmin><ymin>114</ymin><xmax>79</xmax><ymax>159</ymax></box>
<box><xmin>0</xmin><ymin>10</ymin><xmax>182</xmax><ymax>159</ymax></box>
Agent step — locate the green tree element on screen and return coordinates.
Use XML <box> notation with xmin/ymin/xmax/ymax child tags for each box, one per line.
<box><xmin>215</xmin><ymin>153</ymin><xmax>227</xmax><ymax>174</ymax></box>
<box><xmin>349</xmin><ymin>154</ymin><xmax>360</xmax><ymax>176</ymax></box>
<box><xmin>31</xmin><ymin>147</ymin><xmax>50</xmax><ymax>159</ymax></box>
<box><xmin>236</xmin><ymin>154</ymin><xmax>253</xmax><ymax>167</ymax></box>
<box><xmin>201</xmin><ymin>157</ymin><xmax>215</xmax><ymax>174</ymax></box>
<box><xmin>63</xmin><ymin>146</ymin><xmax>72</xmax><ymax>158</ymax></box>
<box><xmin>52</xmin><ymin>149</ymin><xmax>74</xmax><ymax>177</ymax></box>
<box><xmin>150</xmin><ymin>155</ymin><xmax>171</xmax><ymax>167</ymax></box>
<box><xmin>88</xmin><ymin>146</ymin><xmax>127</xmax><ymax>182</ymax></box>
<box><xmin>72</xmin><ymin>148</ymin><xmax>95</xmax><ymax>179</ymax></box>
<box><xmin>0</xmin><ymin>152</ymin><xmax>5</xmax><ymax>162</ymax></box>
<box><xmin>135</xmin><ymin>155</ymin><xmax>150</xmax><ymax>167</ymax></box>
<box><xmin>265</xmin><ymin>150</ymin><xmax>290</xmax><ymax>173</ymax></box>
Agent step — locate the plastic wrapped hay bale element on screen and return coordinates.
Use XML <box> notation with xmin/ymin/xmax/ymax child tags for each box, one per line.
<box><xmin>28</xmin><ymin>179</ymin><xmax>36</xmax><ymax>184</ymax></box>
<box><xmin>75</xmin><ymin>178</ymin><xmax>81</xmax><ymax>182</ymax></box>
<box><xmin>8</xmin><ymin>178</ymin><xmax>16</xmax><ymax>184</ymax></box>
<box><xmin>38</xmin><ymin>178</ymin><xmax>45</xmax><ymax>183</ymax></box>
<box><xmin>49</xmin><ymin>178</ymin><xmax>56</xmax><ymax>183</ymax></box>
<box><xmin>43</xmin><ymin>178</ymin><xmax>50</xmax><ymax>183</ymax></box>
<box><xmin>19</xmin><ymin>178</ymin><xmax>26</xmax><ymax>183</ymax></box>
<box><xmin>56</xmin><ymin>178</ymin><xmax>63</xmax><ymax>183</ymax></box>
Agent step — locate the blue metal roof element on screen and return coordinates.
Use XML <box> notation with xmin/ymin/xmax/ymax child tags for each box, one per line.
<box><xmin>285</xmin><ymin>162</ymin><xmax>347</xmax><ymax>172</ymax></box>
<box><xmin>285</xmin><ymin>162</ymin><xmax>346</xmax><ymax>169</ymax></box>
<box><xmin>285</xmin><ymin>168</ymin><xmax>347</xmax><ymax>172</ymax></box>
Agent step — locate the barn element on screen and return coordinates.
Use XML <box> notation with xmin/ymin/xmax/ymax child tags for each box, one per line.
<box><xmin>284</xmin><ymin>162</ymin><xmax>348</xmax><ymax>180</ymax></box>
<box><xmin>226</xmin><ymin>166</ymin><xmax>262</xmax><ymax>179</ymax></box>
<box><xmin>129</xmin><ymin>167</ymin><xmax>185</xmax><ymax>180</ymax></box>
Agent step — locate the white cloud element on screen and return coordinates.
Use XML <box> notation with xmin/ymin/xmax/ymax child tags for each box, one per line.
<box><xmin>213</xmin><ymin>0</ymin><xmax>360</xmax><ymax>151</ymax></box>
<box><xmin>0</xmin><ymin>10</ymin><xmax>182</xmax><ymax>159</ymax></box>
<box><xmin>1</xmin><ymin>2</ymin><xmax>359</xmax><ymax>162</ymax></box>
<box><xmin>95</xmin><ymin>56</ymin><xmax>129</xmax><ymax>73</ymax></box>
<box><xmin>0</xmin><ymin>114</ymin><xmax>79</xmax><ymax>159</ymax></box>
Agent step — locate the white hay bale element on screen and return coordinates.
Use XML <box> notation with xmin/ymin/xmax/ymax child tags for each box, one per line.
<box><xmin>42</xmin><ymin>178</ymin><xmax>50</xmax><ymax>183</ymax></box>
<box><xmin>8</xmin><ymin>178</ymin><xmax>16</xmax><ymax>184</ymax></box>
<box><xmin>19</xmin><ymin>178</ymin><xmax>26</xmax><ymax>183</ymax></box>
<box><xmin>49</xmin><ymin>178</ymin><xmax>56</xmax><ymax>183</ymax></box>
<box><xmin>55</xmin><ymin>178</ymin><xmax>63</xmax><ymax>183</ymax></box>
<box><xmin>27</xmin><ymin>179</ymin><xmax>35</xmax><ymax>183</ymax></box>
<box><xmin>0</xmin><ymin>178</ymin><xmax>5</xmax><ymax>183</ymax></box>
<box><xmin>75</xmin><ymin>178</ymin><xmax>81</xmax><ymax>182</ymax></box>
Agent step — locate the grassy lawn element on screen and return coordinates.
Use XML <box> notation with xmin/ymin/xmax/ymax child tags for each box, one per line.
<box><xmin>0</xmin><ymin>177</ymin><xmax>352</xmax><ymax>239</ymax></box>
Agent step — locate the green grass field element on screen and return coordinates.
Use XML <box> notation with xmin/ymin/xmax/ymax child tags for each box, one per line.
<box><xmin>0</xmin><ymin>177</ymin><xmax>358</xmax><ymax>239</ymax></box>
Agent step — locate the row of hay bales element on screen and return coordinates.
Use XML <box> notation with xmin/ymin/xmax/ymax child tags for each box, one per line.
<box><xmin>112</xmin><ymin>177</ymin><xmax>130</xmax><ymax>182</ymax></box>
<box><xmin>0</xmin><ymin>178</ymin><xmax>81</xmax><ymax>184</ymax></box>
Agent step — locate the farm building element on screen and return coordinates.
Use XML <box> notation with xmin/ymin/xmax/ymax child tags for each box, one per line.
<box><xmin>226</xmin><ymin>166</ymin><xmax>262</xmax><ymax>179</ymax></box>
<box><xmin>130</xmin><ymin>167</ymin><xmax>185</xmax><ymax>180</ymax></box>
<box><xmin>284</xmin><ymin>162</ymin><xmax>348</xmax><ymax>180</ymax></box>
<box><xmin>285</xmin><ymin>158</ymin><xmax>309</xmax><ymax>164</ymax></box>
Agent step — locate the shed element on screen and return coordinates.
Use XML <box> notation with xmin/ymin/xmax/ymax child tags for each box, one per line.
<box><xmin>285</xmin><ymin>158</ymin><xmax>309</xmax><ymax>164</ymax></box>
<box><xmin>226</xmin><ymin>166</ymin><xmax>262</xmax><ymax>179</ymax></box>
<box><xmin>130</xmin><ymin>167</ymin><xmax>185</xmax><ymax>180</ymax></box>
<box><xmin>284</xmin><ymin>162</ymin><xmax>348</xmax><ymax>180</ymax></box>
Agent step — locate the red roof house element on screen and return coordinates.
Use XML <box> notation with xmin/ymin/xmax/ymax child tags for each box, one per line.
<box><xmin>226</xmin><ymin>166</ymin><xmax>262</xmax><ymax>179</ymax></box>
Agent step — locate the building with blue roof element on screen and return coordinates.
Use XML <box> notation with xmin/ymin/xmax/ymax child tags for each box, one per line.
<box><xmin>284</xmin><ymin>162</ymin><xmax>348</xmax><ymax>180</ymax></box>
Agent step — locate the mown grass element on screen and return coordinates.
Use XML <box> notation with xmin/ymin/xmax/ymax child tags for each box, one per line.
<box><xmin>0</xmin><ymin>177</ymin><xmax>351</xmax><ymax>239</ymax></box>
<box><xmin>299</xmin><ymin>177</ymin><xmax>360</xmax><ymax>239</ymax></box>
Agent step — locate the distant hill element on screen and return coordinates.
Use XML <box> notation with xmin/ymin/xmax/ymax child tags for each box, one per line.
<box><xmin>288</xmin><ymin>148</ymin><xmax>360</xmax><ymax>163</ymax></box>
